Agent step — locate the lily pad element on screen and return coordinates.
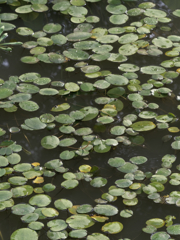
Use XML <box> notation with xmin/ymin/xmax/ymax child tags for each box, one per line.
<box><xmin>10</xmin><ymin>228</ymin><xmax>38</xmax><ymax>240</ymax></box>
<box><xmin>102</xmin><ymin>222</ymin><xmax>123</xmax><ymax>234</ymax></box>
<box><xmin>131</xmin><ymin>121</ymin><xmax>156</xmax><ymax>131</ymax></box>
<box><xmin>94</xmin><ymin>204</ymin><xmax>118</xmax><ymax>216</ymax></box>
<box><xmin>66</xmin><ymin>214</ymin><xmax>95</xmax><ymax>229</ymax></box>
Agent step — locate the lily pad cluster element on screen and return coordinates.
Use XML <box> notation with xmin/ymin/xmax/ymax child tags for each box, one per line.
<box><xmin>1</xmin><ymin>0</ymin><xmax>180</xmax><ymax>239</ymax></box>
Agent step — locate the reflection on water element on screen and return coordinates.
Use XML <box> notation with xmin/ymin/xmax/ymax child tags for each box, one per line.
<box><xmin>1</xmin><ymin>0</ymin><xmax>180</xmax><ymax>239</ymax></box>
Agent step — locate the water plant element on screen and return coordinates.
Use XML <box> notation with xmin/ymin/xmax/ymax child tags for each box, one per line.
<box><xmin>1</xmin><ymin>0</ymin><xmax>180</xmax><ymax>239</ymax></box>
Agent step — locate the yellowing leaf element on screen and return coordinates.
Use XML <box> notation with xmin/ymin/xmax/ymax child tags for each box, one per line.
<box><xmin>104</xmin><ymin>104</ymin><xmax>116</xmax><ymax>110</ymax></box>
<box><xmin>168</xmin><ymin>127</ymin><xmax>179</xmax><ymax>133</ymax></box>
<box><xmin>33</xmin><ymin>177</ymin><xmax>44</xmax><ymax>184</ymax></box>
<box><xmin>91</xmin><ymin>215</ymin><xmax>109</xmax><ymax>222</ymax></box>
<box><xmin>32</xmin><ymin>162</ymin><xmax>40</xmax><ymax>166</ymax></box>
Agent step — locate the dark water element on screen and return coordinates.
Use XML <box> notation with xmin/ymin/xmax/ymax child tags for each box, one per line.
<box><xmin>1</xmin><ymin>0</ymin><xmax>180</xmax><ymax>239</ymax></box>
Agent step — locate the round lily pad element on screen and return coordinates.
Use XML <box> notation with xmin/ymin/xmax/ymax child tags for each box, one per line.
<box><xmin>67</xmin><ymin>32</ymin><xmax>91</xmax><ymax>41</ymax></box>
<box><xmin>10</xmin><ymin>228</ymin><xmax>38</xmax><ymax>240</ymax></box>
<box><xmin>102</xmin><ymin>222</ymin><xmax>123</xmax><ymax>234</ymax></box>
<box><xmin>54</xmin><ymin>198</ymin><xmax>73</xmax><ymax>210</ymax></box>
<box><xmin>12</xmin><ymin>204</ymin><xmax>35</xmax><ymax>215</ymax></box>
<box><xmin>141</xmin><ymin>66</ymin><xmax>165</xmax><ymax>74</ymax></box>
<box><xmin>130</xmin><ymin>156</ymin><xmax>147</xmax><ymax>165</ymax></box>
<box><xmin>110</xmin><ymin>14</ymin><xmax>129</xmax><ymax>25</ymax></box>
<box><xmin>29</xmin><ymin>194</ymin><xmax>51</xmax><ymax>207</ymax></box>
<box><xmin>66</xmin><ymin>214</ymin><xmax>95</xmax><ymax>229</ymax></box>
<box><xmin>120</xmin><ymin>209</ymin><xmax>133</xmax><ymax>218</ymax></box>
<box><xmin>151</xmin><ymin>232</ymin><xmax>170</xmax><ymax>240</ymax></box>
<box><xmin>0</xmin><ymin>190</ymin><xmax>12</xmax><ymax>202</ymax></box>
<box><xmin>90</xmin><ymin>177</ymin><xmax>107</xmax><ymax>188</ymax></box>
<box><xmin>43</xmin><ymin>23</ymin><xmax>62</xmax><ymax>34</ymax></box>
<box><xmin>69</xmin><ymin>229</ymin><xmax>87</xmax><ymax>238</ymax></box>
<box><xmin>131</xmin><ymin>121</ymin><xmax>156</xmax><ymax>131</ymax></box>
<box><xmin>15</xmin><ymin>5</ymin><xmax>33</xmax><ymax>14</ymax></box>
<box><xmin>167</xmin><ymin>224</ymin><xmax>180</xmax><ymax>235</ymax></box>
<box><xmin>41</xmin><ymin>136</ymin><xmax>59</xmax><ymax>149</ymax></box>
<box><xmin>61</xmin><ymin>179</ymin><xmax>79</xmax><ymax>189</ymax></box>
<box><xmin>63</xmin><ymin>48</ymin><xmax>89</xmax><ymax>60</ymax></box>
<box><xmin>16</xmin><ymin>27</ymin><xmax>33</xmax><ymax>36</ymax></box>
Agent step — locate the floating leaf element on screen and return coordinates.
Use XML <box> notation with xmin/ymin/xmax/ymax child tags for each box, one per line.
<box><xmin>10</xmin><ymin>228</ymin><xmax>38</xmax><ymax>240</ymax></box>
<box><xmin>102</xmin><ymin>222</ymin><xmax>123</xmax><ymax>234</ymax></box>
<box><xmin>94</xmin><ymin>204</ymin><xmax>118</xmax><ymax>216</ymax></box>
<box><xmin>41</xmin><ymin>136</ymin><xmax>59</xmax><ymax>149</ymax></box>
<box><xmin>131</xmin><ymin>121</ymin><xmax>156</xmax><ymax>131</ymax></box>
<box><xmin>66</xmin><ymin>214</ymin><xmax>95</xmax><ymax>229</ymax></box>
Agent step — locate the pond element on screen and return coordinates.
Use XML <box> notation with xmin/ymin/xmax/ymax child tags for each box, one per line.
<box><xmin>1</xmin><ymin>0</ymin><xmax>180</xmax><ymax>239</ymax></box>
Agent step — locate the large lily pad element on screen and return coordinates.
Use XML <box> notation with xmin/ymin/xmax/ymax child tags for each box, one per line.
<box><xmin>11</xmin><ymin>228</ymin><xmax>38</xmax><ymax>240</ymax></box>
<box><xmin>141</xmin><ymin>66</ymin><xmax>166</xmax><ymax>74</ymax></box>
<box><xmin>66</xmin><ymin>214</ymin><xmax>95</xmax><ymax>229</ymax></box>
<box><xmin>94</xmin><ymin>204</ymin><xmax>118</xmax><ymax>216</ymax></box>
<box><xmin>102</xmin><ymin>222</ymin><xmax>123</xmax><ymax>234</ymax></box>
<box><xmin>131</xmin><ymin>121</ymin><xmax>156</xmax><ymax>131</ymax></box>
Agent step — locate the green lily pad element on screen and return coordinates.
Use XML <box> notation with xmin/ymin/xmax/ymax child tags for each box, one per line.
<box><xmin>24</xmin><ymin>117</ymin><xmax>46</xmax><ymax>130</ymax></box>
<box><xmin>115</xmin><ymin>179</ymin><xmax>132</xmax><ymax>188</ymax></box>
<box><xmin>67</xmin><ymin>32</ymin><xmax>91</xmax><ymax>41</ymax></box>
<box><xmin>119</xmin><ymin>44</ymin><xmax>138</xmax><ymax>56</ymax></box>
<box><xmin>152</xmin><ymin>37</ymin><xmax>173</xmax><ymax>49</ymax></box>
<box><xmin>141</xmin><ymin>66</ymin><xmax>165</xmax><ymax>74</ymax></box>
<box><xmin>19</xmin><ymin>101</ymin><xmax>39</xmax><ymax>112</ymax></box>
<box><xmin>65</xmin><ymin>82</ymin><xmax>80</xmax><ymax>92</ymax></box>
<box><xmin>130</xmin><ymin>156</ymin><xmax>147</xmax><ymax>165</ymax></box>
<box><xmin>15</xmin><ymin>5</ymin><xmax>33</xmax><ymax>13</ymax></box>
<box><xmin>102</xmin><ymin>222</ymin><xmax>123</xmax><ymax>234</ymax></box>
<box><xmin>43</xmin><ymin>23</ymin><xmax>62</xmax><ymax>34</ymax></box>
<box><xmin>21</xmin><ymin>56</ymin><xmax>39</xmax><ymax>64</ymax></box>
<box><xmin>118</xmin><ymin>162</ymin><xmax>138</xmax><ymax>173</ymax></box>
<box><xmin>31</xmin><ymin>4</ymin><xmax>48</xmax><ymax>12</ymax></box>
<box><xmin>69</xmin><ymin>229</ymin><xmax>87</xmax><ymax>238</ymax></box>
<box><xmin>167</xmin><ymin>224</ymin><xmax>180</xmax><ymax>235</ymax></box>
<box><xmin>66</xmin><ymin>214</ymin><xmax>95</xmax><ymax>229</ymax></box>
<box><xmin>28</xmin><ymin>221</ymin><xmax>44</xmax><ymax>230</ymax></box>
<box><xmin>63</xmin><ymin>48</ymin><xmax>89</xmax><ymax>60</ymax></box>
<box><xmin>173</xmin><ymin>9</ymin><xmax>180</xmax><ymax>17</ymax></box>
<box><xmin>16</xmin><ymin>27</ymin><xmax>33</xmax><ymax>36</ymax></box>
<box><xmin>87</xmin><ymin>233</ymin><xmax>109</xmax><ymax>240</ymax></box>
<box><xmin>21</xmin><ymin>213</ymin><xmax>39</xmax><ymax>223</ymax></box>
<box><xmin>12</xmin><ymin>185</ymin><xmax>33</xmax><ymax>198</ymax></box>
<box><xmin>120</xmin><ymin>209</ymin><xmax>133</xmax><ymax>218</ymax></box>
<box><xmin>8</xmin><ymin>176</ymin><xmax>27</xmax><ymax>186</ymax></box>
<box><xmin>10</xmin><ymin>228</ymin><xmax>38</xmax><ymax>240</ymax></box>
<box><xmin>47</xmin><ymin>230</ymin><xmax>68</xmax><ymax>240</ymax></box>
<box><xmin>90</xmin><ymin>177</ymin><xmax>107</xmax><ymax>188</ymax></box>
<box><xmin>77</xmin><ymin>204</ymin><xmax>93</xmax><ymax>214</ymax></box>
<box><xmin>52</xmin><ymin>1</ymin><xmax>70</xmax><ymax>11</ymax></box>
<box><xmin>131</xmin><ymin>121</ymin><xmax>156</xmax><ymax>131</ymax></box>
<box><xmin>47</xmin><ymin>219</ymin><xmax>67</xmax><ymax>231</ymax></box>
<box><xmin>0</xmin><ymin>190</ymin><xmax>12</xmax><ymax>202</ymax></box>
<box><xmin>0</xmin><ymin>22</ymin><xmax>15</xmax><ymax>31</ymax></box>
<box><xmin>110</xmin><ymin>14</ymin><xmax>129</xmax><ymax>25</ymax></box>
<box><xmin>41</xmin><ymin>208</ymin><xmax>59</xmax><ymax>217</ymax></box>
<box><xmin>94</xmin><ymin>204</ymin><xmax>118</xmax><ymax>216</ymax></box>
<box><xmin>108</xmin><ymin>157</ymin><xmax>125</xmax><ymax>168</ymax></box>
<box><xmin>61</xmin><ymin>179</ymin><xmax>79</xmax><ymax>189</ymax></box>
<box><xmin>171</xmin><ymin>141</ymin><xmax>180</xmax><ymax>150</ymax></box>
<box><xmin>29</xmin><ymin>194</ymin><xmax>51</xmax><ymax>207</ymax></box>
<box><xmin>54</xmin><ymin>198</ymin><xmax>73</xmax><ymax>210</ymax></box>
<box><xmin>41</xmin><ymin>136</ymin><xmax>59</xmax><ymax>149</ymax></box>
<box><xmin>106</xmin><ymin>4</ymin><xmax>126</xmax><ymax>14</ymax></box>
<box><xmin>0</xmin><ymin>13</ymin><xmax>18</xmax><ymax>21</ymax></box>
<box><xmin>12</xmin><ymin>204</ymin><xmax>35</xmax><ymax>215</ymax></box>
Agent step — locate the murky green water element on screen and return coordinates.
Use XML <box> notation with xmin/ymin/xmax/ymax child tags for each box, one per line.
<box><xmin>1</xmin><ymin>0</ymin><xmax>180</xmax><ymax>239</ymax></box>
